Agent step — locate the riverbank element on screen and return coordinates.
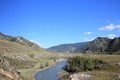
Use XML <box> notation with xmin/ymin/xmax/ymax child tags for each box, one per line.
<box><xmin>18</xmin><ymin>58</ymin><xmax>55</xmax><ymax>80</ymax></box>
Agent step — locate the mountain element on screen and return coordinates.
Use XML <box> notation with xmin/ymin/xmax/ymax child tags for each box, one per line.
<box><xmin>105</xmin><ymin>37</ymin><xmax>120</xmax><ymax>54</ymax></box>
<box><xmin>84</xmin><ymin>37</ymin><xmax>111</xmax><ymax>53</ymax></box>
<box><xmin>47</xmin><ymin>42</ymin><xmax>89</xmax><ymax>53</ymax></box>
<box><xmin>47</xmin><ymin>37</ymin><xmax>120</xmax><ymax>54</ymax></box>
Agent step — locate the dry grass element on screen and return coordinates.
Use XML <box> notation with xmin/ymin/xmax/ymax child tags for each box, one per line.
<box><xmin>0</xmin><ymin>40</ymin><xmax>35</xmax><ymax>54</ymax></box>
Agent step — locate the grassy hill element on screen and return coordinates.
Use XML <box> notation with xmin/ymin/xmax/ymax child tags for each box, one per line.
<box><xmin>0</xmin><ymin>39</ymin><xmax>35</xmax><ymax>54</ymax></box>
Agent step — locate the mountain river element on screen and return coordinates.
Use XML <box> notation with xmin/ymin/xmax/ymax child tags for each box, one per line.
<box><xmin>34</xmin><ymin>60</ymin><xmax>68</xmax><ymax>80</ymax></box>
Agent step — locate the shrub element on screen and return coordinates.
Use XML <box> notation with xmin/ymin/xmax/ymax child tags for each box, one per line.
<box><xmin>66</xmin><ymin>56</ymin><xmax>105</xmax><ymax>72</ymax></box>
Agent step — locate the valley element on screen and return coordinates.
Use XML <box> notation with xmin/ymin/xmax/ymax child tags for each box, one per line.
<box><xmin>0</xmin><ymin>33</ymin><xmax>120</xmax><ymax>80</ymax></box>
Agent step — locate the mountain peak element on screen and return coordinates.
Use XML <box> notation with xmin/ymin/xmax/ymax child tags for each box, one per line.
<box><xmin>95</xmin><ymin>37</ymin><xmax>110</xmax><ymax>40</ymax></box>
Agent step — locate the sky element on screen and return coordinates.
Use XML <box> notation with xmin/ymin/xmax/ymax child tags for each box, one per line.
<box><xmin>0</xmin><ymin>0</ymin><xmax>120</xmax><ymax>48</ymax></box>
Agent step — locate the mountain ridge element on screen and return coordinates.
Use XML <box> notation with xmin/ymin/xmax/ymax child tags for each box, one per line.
<box><xmin>0</xmin><ymin>32</ymin><xmax>42</xmax><ymax>52</ymax></box>
<box><xmin>47</xmin><ymin>42</ymin><xmax>89</xmax><ymax>53</ymax></box>
<box><xmin>47</xmin><ymin>37</ymin><xmax>120</xmax><ymax>54</ymax></box>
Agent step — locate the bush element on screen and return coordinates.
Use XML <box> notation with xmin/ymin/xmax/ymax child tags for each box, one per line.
<box><xmin>66</xmin><ymin>56</ymin><xmax>105</xmax><ymax>72</ymax></box>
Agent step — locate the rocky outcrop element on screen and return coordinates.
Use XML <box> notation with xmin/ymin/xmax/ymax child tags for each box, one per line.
<box><xmin>0</xmin><ymin>68</ymin><xmax>22</xmax><ymax>80</ymax></box>
<box><xmin>0</xmin><ymin>55</ymin><xmax>22</xmax><ymax>80</ymax></box>
<box><xmin>114</xmin><ymin>74</ymin><xmax>120</xmax><ymax>80</ymax></box>
<box><xmin>70</xmin><ymin>73</ymin><xmax>93</xmax><ymax>80</ymax></box>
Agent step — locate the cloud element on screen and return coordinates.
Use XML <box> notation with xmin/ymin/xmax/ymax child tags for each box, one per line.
<box><xmin>30</xmin><ymin>40</ymin><xmax>41</xmax><ymax>46</ymax></box>
<box><xmin>84</xmin><ymin>32</ymin><xmax>92</xmax><ymax>35</ymax></box>
<box><xmin>107</xmin><ymin>34</ymin><xmax>117</xmax><ymax>39</ymax></box>
<box><xmin>98</xmin><ymin>23</ymin><xmax>120</xmax><ymax>31</ymax></box>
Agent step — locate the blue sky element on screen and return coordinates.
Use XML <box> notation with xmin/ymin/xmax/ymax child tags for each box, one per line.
<box><xmin>0</xmin><ymin>0</ymin><xmax>120</xmax><ymax>48</ymax></box>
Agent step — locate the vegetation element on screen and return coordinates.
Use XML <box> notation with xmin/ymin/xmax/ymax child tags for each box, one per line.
<box><xmin>66</xmin><ymin>56</ymin><xmax>105</xmax><ymax>72</ymax></box>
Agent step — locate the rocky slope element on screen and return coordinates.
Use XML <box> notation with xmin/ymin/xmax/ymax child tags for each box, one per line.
<box><xmin>84</xmin><ymin>37</ymin><xmax>111</xmax><ymax>53</ymax></box>
<box><xmin>0</xmin><ymin>55</ymin><xmax>23</xmax><ymax>80</ymax></box>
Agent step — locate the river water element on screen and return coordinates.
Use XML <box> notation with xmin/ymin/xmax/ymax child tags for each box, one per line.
<box><xmin>34</xmin><ymin>60</ymin><xmax>68</xmax><ymax>80</ymax></box>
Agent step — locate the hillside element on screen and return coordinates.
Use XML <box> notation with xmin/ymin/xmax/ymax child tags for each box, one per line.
<box><xmin>47</xmin><ymin>37</ymin><xmax>120</xmax><ymax>54</ymax></box>
<box><xmin>0</xmin><ymin>39</ymin><xmax>36</xmax><ymax>54</ymax></box>
<box><xmin>0</xmin><ymin>32</ymin><xmax>42</xmax><ymax>51</ymax></box>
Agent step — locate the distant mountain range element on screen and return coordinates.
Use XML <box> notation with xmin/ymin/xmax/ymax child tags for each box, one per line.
<box><xmin>47</xmin><ymin>37</ymin><xmax>120</xmax><ymax>54</ymax></box>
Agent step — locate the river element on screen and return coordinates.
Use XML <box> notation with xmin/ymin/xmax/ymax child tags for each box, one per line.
<box><xmin>34</xmin><ymin>60</ymin><xmax>68</xmax><ymax>80</ymax></box>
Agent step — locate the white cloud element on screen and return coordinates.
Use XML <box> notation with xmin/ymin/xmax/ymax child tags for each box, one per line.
<box><xmin>84</xmin><ymin>32</ymin><xmax>92</xmax><ymax>35</ymax></box>
<box><xmin>30</xmin><ymin>40</ymin><xmax>41</xmax><ymax>46</ymax></box>
<box><xmin>107</xmin><ymin>34</ymin><xmax>117</xmax><ymax>39</ymax></box>
<box><xmin>98</xmin><ymin>23</ymin><xmax>120</xmax><ymax>31</ymax></box>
